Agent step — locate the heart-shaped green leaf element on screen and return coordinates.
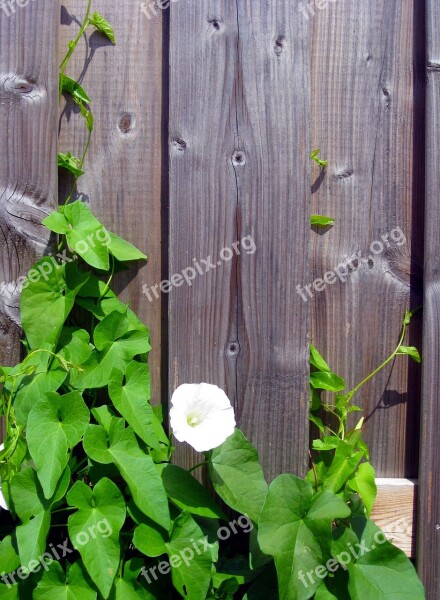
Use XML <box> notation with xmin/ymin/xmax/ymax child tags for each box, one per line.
<box><xmin>165</xmin><ymin>513</ymin><xmax>213</xmax><ymax>600</ymax></box>
<box><xmin>6</xmin><ymin>347</ymin><xmax>67</xmax><ymax>426</ymax></box>
<box><xmin>67</xmin><ymin>478</ymin><xmax>126</xmax><ymax>598</ymax></box>
<box><xmin>108</xmin><ymin>361</ymin><xmax>162</xmax><ymax>449</ymax></box>
<box><xmin>62</xmin><ymin>201</ymin><xmax>109</xmax><ymax>270</ymax></box>
<box><xmin>34</xmin><ymin>561</ymin><xmax>97</xmax><ymax>600</ymax></box>
<box><xmin>9</xmin><ymin>464</ymin><xmax>69</xmax><ymax>567</ymax></box>
<box><xmin>258</xmin><ymin>475</ymin><xmax>350</xmax><ymax>600</ymax></box>
<box><xmin>89</xmin><ymin>12</ymin><xmax>115</xmax><ymax>44</ymax></box>
<box><xmin>0</xmin><ymin>535</ymin><xmax>20</xmax><ymax>575</ymax></box>
<box><xmin>310</xmin><ymin>215</ymin><xmax>335</xmax><ymax>227</ymax></box>
<box><xmin>160</xmin><ymin>464</ymin><xmax>226</xmax><ymax>519</ymax></box>
<box><xmin>15</xmin><ymin>511</ymin><xmax>51</xmax><ymax>570</ymax></box>
<box><xmin>209</xmin><ymin>429</ymin><xmax>268</xmax><ymax>523</ymax></box>
<box><xmin>107</xmin><ymin>232</ymin><xmax>146</xmax><ymax>262</ymax></box>
<box><xmin>27</xmin><ymin>391</ymin><xmax>89</xmax><ymax>498</ymax></box>
<box><xmin>57</xmin><ymin>152</ymin><xmax>85</xmax><ymax>177</ymax></box>
<box><xmin>310</xmin><ymin>371</ymin><xmax>346</xmax><ymax>392</ymax></box>
<box><xmin>83</xmin><ymin>424</ymin><xmax>170</xmax><ymax>531</ymax></box>
<box><xmin>133</xmin><ymin>515</ymin><xmax>168</xmax><ymax>558</ymax></box>
<box><xmin>345</xmin><ymin>518</ymin><xmax>425</xmax><ymax>600</ymax></box>
<box><xmin>322</xmin><ymin>442</ymin><xmax>365</xmax><ymax>494</ymax></box>
<box><xmin>347</xmin><ymin>463</ymin><xmax>377</xmax><ymax>517</ymax></box>
<box><xmin>73</xmin><ymin>311</ymin><xmax>151</xmax><ymax>389</ymax></box>
<box><xmin>60</xmin><ymin>75</ymin><xmax>91</xmax><ymax>103</ymax></box>
<box><xmin>21</xmin><ymin>260</ymin><xmax>90</xmax><ymax>350</ymax></box>
<box><xmin>397</xmin><ymin>346</ymin><xmax>421</xmax><ymax>363</ymax></box>
<box><xmin>310</xmin><ymin>345</ymin><xmax>331</xmax><ymax>372</ymax></box>
<box><xmin>56</xmin><ymin>328</ymin><xmax>94</xmax><ymax>366</ymax></box>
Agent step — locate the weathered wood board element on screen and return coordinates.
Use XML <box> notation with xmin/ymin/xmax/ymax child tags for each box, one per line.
<box><xmin>169</xmin><ymin>0</ymin><xmax>311</xmax><ymax>478</ymax></box>
<box><xmin>418</xmin><ymin>0</ymin><xmax>440</xmax><ymax>595</ymax></box>
<box><xmin>311</xmin><ymin>0</ymin><xmax>424</xmax><ymax>478</ymax></box>
<box><xmin>0</xmin><ymin>0</ymin><xmax>59</xmax><ymax>369</ymax></box>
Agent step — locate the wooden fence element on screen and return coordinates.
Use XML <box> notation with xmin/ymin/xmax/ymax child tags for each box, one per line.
<box><xmin>0</xmin><ymin>0</ymin><xmax>438</xmax><ymax>597</ymax></box>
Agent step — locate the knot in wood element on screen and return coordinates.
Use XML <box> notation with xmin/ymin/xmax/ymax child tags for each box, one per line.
<box><xmin>118</xmin><ymin>112</ymin><xmax>135</xmax><ymax>134</ymax></box>
<box><xmin>232</xmin><ymin>151</ymin><xmax>246</xmax><ymax>167</ymax></box>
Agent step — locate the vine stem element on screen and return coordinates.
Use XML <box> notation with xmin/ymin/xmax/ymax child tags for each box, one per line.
<box><xmin>344</xmin><ymin>317</ymin><xmax>408</xmax><ymax>401</ymax></box>
<box><xmin>334</xmin><ymin>313</ymin><xmax>410</xmax><ymax>440</ymax></box>
<box><xmin>75</xmin><ymin>456</ymin><xmax>89</xmax><ymax>471</ymax></box>
<box><xmin>51</xmin><ymin>507</ymin><xmax>75</xmax><ymax>515</ymax></box>
<box><xmin>308</xmin><ymin>450</ymin><xmax>319</xmax><ymax>493</ymax></box>
<box><xmin>63</xmin><ymin>127</ymin><xmax>93</xmax><ymax>208</ymax></box>
<box><xmin>59</xmin><ymin>0</ymin><xmax>94</xmax><ymax>210</ymax></box>
<box><xmin>99</xmin><ymin>256</ymin><xmax>115</xmax><ymax>301</ymax></box>
<box><xmin>59</xmin><ymin>0</ymin><xmax>93</xmax><ymax>99</ymax></box>
<box><xmin>188</xmin><ymin>461</ymin><xmax>208</xmax><ymax>473</ymax></box>
<box><xmin>188</xmin><ymin>451</ymin><xmax>212</xmax><ymax>473</ymax></box>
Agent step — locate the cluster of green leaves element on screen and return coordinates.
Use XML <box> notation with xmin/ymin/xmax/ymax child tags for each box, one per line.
<box><xmin>0</xmin><ymin>3</ymin><xmax>426</xmax><ymax>599</ymax></box>
<box><xmin>309</xmin><ymin>310</ymin><xmax>420</xmax><ymax>503</ymax></box>
<box><xmin>0</xmin><ymin>200</ymin><xmax>264</xmax><ymax>599</ymax></box>
<box><xmin>301</xmin><ymin>311</ymin><xmax>423</xmax><ymax>598</ymax></box>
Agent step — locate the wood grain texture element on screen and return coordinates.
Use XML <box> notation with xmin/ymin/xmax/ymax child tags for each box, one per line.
<box><xmin>59</xmin><ymin>1</ymin><xmax>165</xmax><ymax>403</ymax></box>
<box><xmin>311</xmin><ymin>0</ymin><xmax>424</xmax><ymax>478</ymax></box>
<box><xmin>0</xmin><ymin>0</ymin><xmax>58</xmax><ymax>370</ymax></box>
<box><xmin>169</xmin><ymin>0</ymin><xmax>310</xmax><ymax>478</ymax></box>
<box><xmin>418</xmin><ymin>0</ymin><xmax>440</xmax><ymax>595</ymax></box>
<box><xmin>372</xmin><ymin>478</ymin><xmax>417</xmax><ymax>557</ymax></box>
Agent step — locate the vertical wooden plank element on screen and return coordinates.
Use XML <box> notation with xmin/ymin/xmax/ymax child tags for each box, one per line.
<box><xmin>169</xmin><ymin>0</ymin><xmax>310</xmax><ymax>478</ymax></box>
<box><xmin>0</xmin><ymin>0</ymin><xmax>58</xmax><ymax>369</ymax></box>
<box><xmin>59</xmin><ymin>1</ymin><xmax>165</xmax><ymax>403</ymax></box>
<box><xmin>418</xmin><ymin>0</ymin><xmax>440</xmax><ymax>595</ymax></box>
<box><xmin>311</xmin><ymin>0</ymin><xmax>424</xmax><ymax>477</ymax></box>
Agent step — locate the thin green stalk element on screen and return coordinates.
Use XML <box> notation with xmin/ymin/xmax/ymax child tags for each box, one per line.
<box><xmin>59</xmin><ymin>0</ymin><xmax>93</xmax><ymax>99</ymax></box>
<box><xmin>99</xmin><ymin>256</ymin><xmax>115</xmax><ymax>301</ymax></box>
<box><xmin>3</xmin><ymin>380</ymin><xmax>17</xmax><ymax>456</ymax></box>
<box><xmin>75</xmin><ymin>456</ymin><xmax>89</xmax><ymax>471</ymax></box>
<box><xmin>64</xmin><ymin>126</ymin><xmax>93</xmax><ymax>207</ymax></box>
<box><xmin>188</xmin><ymin>461</ymin><xmax>209</xmax><ymax>473</ymax></box>
<box><xmin>345</xmin><ymin>319</ymin><xmax>408</xmax><ymax>401</ymax></box>
<box><xmin>51</xmin><ymin>507</ymin><xmax>75</xmax><ymax>515</ymax></box>
<box><xmin>334</xmin><ymin>314</ymin><xmax>410</xmax><ymax>439</ymax></box>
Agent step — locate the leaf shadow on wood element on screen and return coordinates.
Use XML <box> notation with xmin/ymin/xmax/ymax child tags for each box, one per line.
<box><xmin>380</xmin><ymin>390</ymin><xmax>408</xmax><ymax>409</ymax></box>
<box><xmin>363</xmin><ymin>377</ymin><xmax>408</xmax><ymax>426</ymax></box>
<box><xmin>311</xmin><ymin>169</ymin><xmax>326</xmax><ymax>194</ymax></box>
<box><xmin>311</xmin><ymin>223</ymin><xmax>335</xmax><ymax>236</ymax></box>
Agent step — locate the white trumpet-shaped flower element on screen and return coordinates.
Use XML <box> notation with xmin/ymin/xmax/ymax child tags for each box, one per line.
<box><xmin>170</xmin><ymin>383</ymin><xmax>236</xmax><ymax>452</ymax></box>
<box><xmin>0</xmin><ymin>484</ymin><xmax>7</xmax><ymax>511</ymax></box>
<box><xmin>0</xmin><ymin>443</ymin><xmax>8</xmax><ymax>511</ymax></box>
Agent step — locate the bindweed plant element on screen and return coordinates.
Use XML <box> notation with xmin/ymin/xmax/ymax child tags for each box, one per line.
<box><xmin>0</xmin><ymin>4</ymin><xmax>426</xmax><ymax>599</ymax></box>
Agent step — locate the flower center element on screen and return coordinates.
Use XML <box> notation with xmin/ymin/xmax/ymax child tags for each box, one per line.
<box><xmin>187</xmin><ymin>413</ymin><xmax>201</xmax><ymax>427</ymax></box>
